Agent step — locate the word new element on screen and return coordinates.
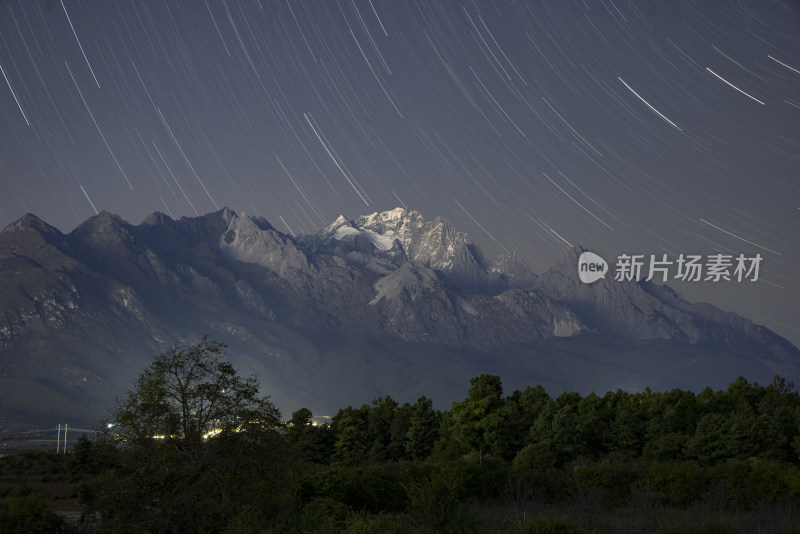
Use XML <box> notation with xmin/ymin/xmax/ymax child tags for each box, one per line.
<box><xmin>577</xmin><ymin>251</ymin><xmax>609</xmax><ymax>284</ymax></box>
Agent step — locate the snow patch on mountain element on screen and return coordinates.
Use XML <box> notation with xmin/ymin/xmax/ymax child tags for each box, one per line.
<box><xmin>332</xmin><ymin>225</ymin><xmax>360</xmax><ymax>240</ymax></box>
<box><xmin>333</xmin><ymin>225</ymin><xmax>397</xmax><ymax>251</ymax></box>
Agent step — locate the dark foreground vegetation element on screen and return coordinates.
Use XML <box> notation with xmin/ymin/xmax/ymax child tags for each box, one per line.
<box><xmin>2</xmin><ymin>339</ymin><xmax>800</xmax><ymax>533</ymax></box>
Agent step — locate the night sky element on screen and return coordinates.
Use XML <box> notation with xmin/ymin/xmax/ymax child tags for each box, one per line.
<box><xmin>1</xmin><ymin>1</ymin><xmax>798</xmax><ymax>347</ymax></box>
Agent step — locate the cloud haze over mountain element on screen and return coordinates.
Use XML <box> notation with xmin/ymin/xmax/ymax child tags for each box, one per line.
<box><xmin>0</xmin><ymin>2</ymin><xmax>798</xmax><ymax>347</ymax></box>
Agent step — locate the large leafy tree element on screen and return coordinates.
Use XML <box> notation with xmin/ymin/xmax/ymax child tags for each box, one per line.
<box><xmin>87</xmin><ymin>338</ymin><xmax>289</xmax><ymax>532</ymax></box>
<box><xmin>109</xmin><ymin>336</ymin><xmax>280</xmax><ymax>447</ymax></box>
<box><xmin>446</xmin><ymin>374</ymin><xmax>505</xmax><ymax>457</ymax></box>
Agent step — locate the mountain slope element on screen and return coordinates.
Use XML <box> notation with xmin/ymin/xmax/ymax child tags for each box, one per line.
<box><xmin>0</xmin><ymin>208</ymin><xmax>797</xmax><ymax>432</ymax></box>
<box><xmin>534</xmin><ymin>246</ymin><xmax>798</xmax><ymax>377</ymax></box>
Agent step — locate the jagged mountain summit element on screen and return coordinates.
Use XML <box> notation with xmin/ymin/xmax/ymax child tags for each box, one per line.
<box><xmin>0</xmin><ymin>208</ymin><xmax>797</xmax><ymax>431</ymax></box>
<box><xmin>306</xmin><ymin>207</ymin><xmax>537</xmax><ymax>291</ymax></box>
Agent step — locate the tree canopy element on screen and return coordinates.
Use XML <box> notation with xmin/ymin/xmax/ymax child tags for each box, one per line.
<box><xmin>108</xmin><ymin>336</ymin><xmax>280</xmax><ymax>446</ymax></box>
<box><xmin>57</xmin><ymin>350</ymin><xmax>800</xmax><ymax>533</ymax></box>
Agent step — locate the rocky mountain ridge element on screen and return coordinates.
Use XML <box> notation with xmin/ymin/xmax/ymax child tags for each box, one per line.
<box><xmin>0</xmin><ymin>208</ymin><xmax>797</xmax><ymax>431</ymax></box>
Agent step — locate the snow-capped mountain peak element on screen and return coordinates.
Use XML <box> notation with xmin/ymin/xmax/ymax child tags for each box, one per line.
<box><xmin>322</xmin><ymin>211</ymin><xmax>400</xmax><ymax>252</ymax></box>
<box><xmin>317</xmin><ymin>208</ymin><xmax>488</xmax><ymax>288</ymax></box>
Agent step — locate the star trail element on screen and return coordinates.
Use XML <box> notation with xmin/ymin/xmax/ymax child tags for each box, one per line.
<box><xmin>0</xmin><ymin>1</ymin><xmax>798</xmax><ymax>345</ymax></box>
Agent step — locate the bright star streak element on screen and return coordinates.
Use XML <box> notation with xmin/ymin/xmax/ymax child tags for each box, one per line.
<box><xmin>348</xmin><ymin>28</ymin><xmax>403</xmax><ymax>118</ymax></box>
<box><xmin>549</xmin><ymin>228</ymin><xmax>573</xmax><ymax>248</ymax></box>
<box><xmin>156</xmin><ymin>108</ymin><xmax>219</xmax><ymax>210</ymax></box>
<box><xmin>80</xmin><ymin>185</ymin><xmax>99</xmax><ymax>214</ymax></box>
<box><xmin>368</xmin><ymin>0</ymin><xmax>388</xmax><ymax>36</ymax></box>
<box><xmin>543</xmin><ymin>172</ymin><xmax>614</xmax><ymax>231</ymax></box>
<box><xmin>705</xmin><ymin>68</ymin><xmax>765</xmax><ymax>105</ymax></box>
<box><xmin>204</xmin><ymin>0</ymin><xmax>231</xmax><ymax>58</ymax></box>
<box><xmin>276</xmin><ymin>155</ymin><xmax>326</xmax><ymax>225</ymax></box>
<box><xmin>0</xmin><ymin>62</ymin><xmax>29</xmax><ymax>126</ymax></box>
<box><xmin>768</xmin><ymin>55</ymin><xmax>800</xmax><ymax>75</ymax></box>
<box><xmin>66</xmin><ymin>61</ymin><xmax>133</xmax><ymax>189</ymax></box>
<box><xmin>287</xmin><ymin>1</ymin><xmax>316</xmax><ymax>61</ymax></box>
<box><xmin>453</xmin><ymin>198</ymin><xmax>510</xmax><ymax>253</ymax></box>
<box><xmin>279</xmin><ymin>215</ymin><xmax>295</xmax><ymax>237</ymax></box>
<box><xmin>542</xmin><ymin>97</ymin><xmax>603</xmax><ymax>156</ymax></box>
<box><xmin>618</xmin><ymin>77</ymin><xmax>683</xmax><ymax>131</ymax></box>
<box><xmin>304</xmin><ymin>112</ymin><xmax>370</xmax><ymax>206</ymax></box>
<box><xmin>699</xmin><ymin>219</ymin><xmax>782</xmax><ymax>255</ymax></box>
<box><xmin>392</xmin><ymin>191</ymin><xmax>408</xmax><ymax>209</ymax></box>
<box><xmin>152</xmin><ymin>140</ymin><xmax>199</xmax><ymax>216</ymax></box>
<box><xmin>61</xmin><ymin>0</ymin><xmax>100</xmax><ymax>88</ymax></box>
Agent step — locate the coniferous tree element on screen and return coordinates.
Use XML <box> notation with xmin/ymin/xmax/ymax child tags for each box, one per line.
<box><xmin>405</xmin><ymin>396</ymin><xmax>440</xmax><ymax>460</ymax></box>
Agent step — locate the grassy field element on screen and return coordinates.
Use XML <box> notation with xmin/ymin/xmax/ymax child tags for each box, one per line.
<box><xmin>0</xmin><ymin>449</ymin><xmax>82</xmax><ymax>529</ymax></box>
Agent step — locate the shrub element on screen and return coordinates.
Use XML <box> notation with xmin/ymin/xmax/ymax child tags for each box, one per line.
<box><xmin>513</xmin><ymin>443</ymin><xmax>556</xmax><ymax>473</ymax></box>
<box><xmin>341</xmin><ymin>511</ymin><xmax>407</xmax><ymax>534</ymax></box>
<box><xmin>301</xmin><ymin>465</ymin><xmax>407</xmax><ymax>513</ymax></box>
<box><xmin>711</xmin><ymin>457</ymin><xmax>788</xmax><ymax>509</ymax></box>
<box><xmin>298</xmin><ymin>497</ymin><xmax>350</xmax><ymax>534</ymax></box>
<box><xmin>403</xmin><ymin>466</ymin><xmax>477</xmax><ymax>533</ymax></box>
<box><xmin>647</xmin><ymin>461</ymin><xmax>707</xmax><ymax>507</ymax></box>
<box><xmin>519</xmin><ymin>515</ymin><xmax>584</xmax><ymax>534</ymax></box>
<box><xmin>0</xmin><ymin>490</ymin><xmax>71</xmax><ymax>534</ymax></box>
<box><xmin>654</xmin><ymin>524</ymin><xmax>729</xmax><ymax>534</ymax></box>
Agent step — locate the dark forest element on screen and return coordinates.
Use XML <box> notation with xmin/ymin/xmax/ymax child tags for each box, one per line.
<box><xmin>2</xmin><ymin>339</ymin><xmax>799</xmax><ymax>533</ymax></box>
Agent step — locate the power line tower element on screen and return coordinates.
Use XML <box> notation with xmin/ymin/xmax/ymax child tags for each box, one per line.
<box><xmin>56</xmin><ymin>423</ymin><xmax>69</xmax><ymax>454</ymax></box>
